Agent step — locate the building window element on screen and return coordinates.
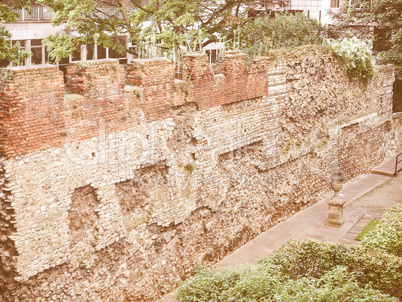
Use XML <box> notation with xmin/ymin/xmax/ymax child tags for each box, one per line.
<box><xmin>330</xmin><ymin>0</ymin><xmax>340</xmax><ymax>8</ymax></box>
<box><xmin>31</xmin><ymin>39</ymin><xmax>44</xmax><ymax>65</ymax></box>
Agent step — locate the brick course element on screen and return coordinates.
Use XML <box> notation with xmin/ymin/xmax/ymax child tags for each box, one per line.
<box><xmin>0</xmin><ymin>65</ymin><xmax>64</xmax><ymax>158</ymax></box>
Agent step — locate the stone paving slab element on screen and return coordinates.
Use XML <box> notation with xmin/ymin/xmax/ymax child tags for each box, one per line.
<box><xmin>160</xmin><ymin>173</ymin><xmax>392</xmax><ymax>302</ymax></box>
<box><xmin>370</xmin><ymin>155</ymin><xmax>398</xmax><ymax>177</ymax></box>
<box><xmin>339</xmin><ymin>211</ymin><xmax>383</xmax><ymax>245</ymax></box>
<box><xmin>341</xmin><ymin>174</ymin><xmax>391</xmax><ymax>203</ymax></box>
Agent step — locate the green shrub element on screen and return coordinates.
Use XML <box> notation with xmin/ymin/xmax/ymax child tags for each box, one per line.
<box><xmin>267</xmin><ymin>239</ymin><xmax>402</xmax><ymax>299</ymax></box>
<box><xmin>361</xmin><ymin>204</ymin><xmax>402</xmax><ymax>257</ymax></box>
<box><xmin>176</xmin><ymin>266</ymin><xmax>242</xmax><ymax>301</ymax></box>
<box><xmin>356</xmin><ymin>219</ymin><xmax>379</xmax><ymax>241</ymax></box>
<box><xmin>176</xmin><ymin>205</ymin><xmax>402</xmax><ymax>301</ymax></box>
<box><xmin>222</xmin><ymin>263</ymin><xmax>285</xmax><ymax>301</ymax></box>
<box><xmin>275</xmin><ymin>266</ymin><xmax>396</xmax><ymax>302</ymax></box>
<box><xmin>240</xmin><ymin>12</ymin><xmax>323</xmax><ymax>62</ymax></box>
<box><xmin>327</xmin><ymin>37</ymin><xmax>375</xmax><ymax>82</ymax></box>
<box><xmin>176</xmin><ymin>239</ymin><xmax>402</xmax><ymax>301</ymax></box>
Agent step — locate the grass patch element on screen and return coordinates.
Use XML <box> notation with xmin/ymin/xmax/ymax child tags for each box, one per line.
<box><xmin>356</xmin><ymin>219</ymin><xmax>379</xmax><ymax>241</ymax></box>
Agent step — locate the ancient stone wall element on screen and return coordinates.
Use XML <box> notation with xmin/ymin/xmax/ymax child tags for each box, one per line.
<box><xmin>394</xmin><ymin>78</ymin><xmax>402</xmax><ymax>113</ymax></box>
<box><xmin>0</xmin><ymin>46</ymin><xmax>399</xmax><ymax>301</ymax></box>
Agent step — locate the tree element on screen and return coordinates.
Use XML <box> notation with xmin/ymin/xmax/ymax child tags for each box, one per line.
<box><xmin>239</xmin><ymin>12</ymin><xmax>323</xmax><ymax>61</ymax></box>
<box><xmin>0</xmin><ymin>0</ymin><xmax>31</xmax><ymax>66</ymax></box>
<box><xmin>37</xmin><ymin>0</ymin><xmax>254</xmax><ymax>61</ymax></box>
<box><xmin>329</xmin><ymin>0</ymin><xmax>402</xmax><ymax>77</ymax></box>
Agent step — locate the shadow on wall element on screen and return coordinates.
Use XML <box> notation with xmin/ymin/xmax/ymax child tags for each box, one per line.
<box><xmin>393</xmin><ymin>78</ymin><xmax>402</xmax><ymax>112</ymax></box>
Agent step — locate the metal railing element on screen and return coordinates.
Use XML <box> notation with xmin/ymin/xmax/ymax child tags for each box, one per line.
<box><xmin>17</xmin><ymin>6</ymin><xmax>54</xmax><ymax>22</ymax></box>
<box><xmin>395</xmin><ymin>151</ymin><xmax>402</xmax><ymax>176</ymax></box>
<box><xmin>94</xmin><ymin>7</ymin><xmax>136</xmax><ymax>19</ymax></box>
<box><xmin>17</xmin><ymin>6</ymin><xmax>136</xmax><ymax>22</ymax></box>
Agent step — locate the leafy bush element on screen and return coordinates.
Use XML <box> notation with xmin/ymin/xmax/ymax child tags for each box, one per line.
<box><xmin>221</xmin><ymin>263</ymin><xmax>284</xmax><ymax>301</ymax></box>
<box><xmin>356</xmin><ymin>219</ymin><xmax>379</xmax><ymax>241</ymax></box>
<box><xmin>361</xmin><ymin>204</ymin><xmax>402</xmax><ymax>257</ymax></box>
<box><xmin>176</xmin><ymin>205</ymin><xmax>402</xmax><ymax>301</ymax></box>
<box><xmin>275</xmin><ymin>266</ymin><xmax>396</xmax><ymax>302</ymax></box>
<box><xmin>240</xmin><ymin>12</ymin><xmax>323</xmax><ymax>62</ymax></box>
<box><xmin>176</xmin><ymin>266</ymin><xmax>242</xmax><ymax>301</ymax></box>
<box><xmin>176</xmin><ymin>238</ymin><xmax>402</xmax><ymax>301</ymax></box>
<box><xmin>267</xmin><ymin>239</ymin><xmax>402</xmax><ymax>298</ymax></box>
<box><xmin>327</xmin><ymin>37</ymin><xmax>375</xmax><ymax>82</ymax></box>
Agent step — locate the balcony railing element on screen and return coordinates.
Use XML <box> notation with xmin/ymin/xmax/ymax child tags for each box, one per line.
<box><xmin>17</xmin><ymin>6</ymin><xmax>55</xmax><ymax>22</ymax></box>
<box><xmin>17</xmin><ymin>6</ymin><xmax>137</xmax><ymax>22</ymax></box>
<box><xmin>94</xmin><ymin>7</ymin><xmax>137</xmax><ymax>19</ymax></box>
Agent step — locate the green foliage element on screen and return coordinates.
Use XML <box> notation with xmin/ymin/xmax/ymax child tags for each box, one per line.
<box><xmin>327</xmin><ymin>37</ymin><xmax>375</xmax><ymax>82</ymax></box>
<box><xmin>239</xmin><ymin>12</ymin><xmax>323</xmax><ymax>62</ymax></box>
<box><xmin>42</xmin><ymin>33</ymin><xmax>88</xmax><ymax>62</ymax></box>
<box><xmin>0</xmin><ymin>0</ymin><xmax>31</xmax><ymax>66</ymax></box>
<box><xmin>356</xmin><ymin>219</ymin><xmax>379</xmax><ymax>240</ymax></box>
<box><xmin>176</xmin><ymin>266</ymin><xmax>243</xmax><ymax>301</ymax></box>
<box><xmin>76</xmin><ymin>62</ymin><xmax>85</xmax><ymax>71</ymax></box>
<box><xmin>329</xmin><ymin>0</ymin><xmax>402</xmax><ymax>77</ymax></box>
<box><xmin>275</xmin><ymin>266</ymin><xmax>396</xmax><ymax>302</ymax></box>
<box><xmin>38</xmin><ymin>0</ymin><xmax>254</xmax><ymax>61</ymax></box>
<box><xmin>361</xmin><ymin>204</ymin><xmax>402</xmax><ymax>257</ymax></box>
<box><xmin>176</xmin><ymin>237</ymin><xmax>402</xmax><ymax>301</ymax></box>
<box><xmin>267</xmin><ymin>239</ymin><xmax>402</xmax><ymax>298</ymax></box>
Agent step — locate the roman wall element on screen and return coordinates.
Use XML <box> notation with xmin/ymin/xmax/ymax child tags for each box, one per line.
<box><xmin>0</xmin><ymin>45</ymin><xmax>399</xmax><ymax>301</ymax></box>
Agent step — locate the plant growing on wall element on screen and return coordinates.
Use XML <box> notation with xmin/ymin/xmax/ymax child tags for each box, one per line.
<box><xmin>327</xmin><ymin>37</ymin><xmax>375</xmax><ymax>82</ymax></box>
<box><xmin>328</xmin><ymin>0</ymin><xmax>402</xmax><ymax>77</ymax></box>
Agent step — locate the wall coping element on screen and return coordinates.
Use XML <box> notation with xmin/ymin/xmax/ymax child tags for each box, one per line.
<box><xmin>5</xmin><ymin>64</ymin><xmax>58</xmax><ymax>71</ymax></box>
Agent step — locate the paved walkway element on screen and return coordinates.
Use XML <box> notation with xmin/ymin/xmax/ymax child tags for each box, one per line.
<box><xmin>161</xmin><ymin>173</ymin><xmax>393</xmax><ymax>301</ymax></box>
<box><xmin>214</xmin><ymin>173</ymin><xmax>390</xmax><ymax>268</ymax></box>
<box><xmin>371</xmin><ymin>153</ymin><xmax>402</xmax><ymax>177</ymax></box>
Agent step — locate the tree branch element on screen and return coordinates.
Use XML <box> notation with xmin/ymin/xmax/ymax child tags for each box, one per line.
<box><xmin>128</xmin><ymin>0</ymin><xmax>154</xmax><ymax>14</ymax></box>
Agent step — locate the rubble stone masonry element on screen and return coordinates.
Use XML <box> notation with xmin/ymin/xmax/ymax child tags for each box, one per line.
<box><xmin>0</xmin><ymin>45</ymin><xmax>400</xmax><ymax>301</ymax></box>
